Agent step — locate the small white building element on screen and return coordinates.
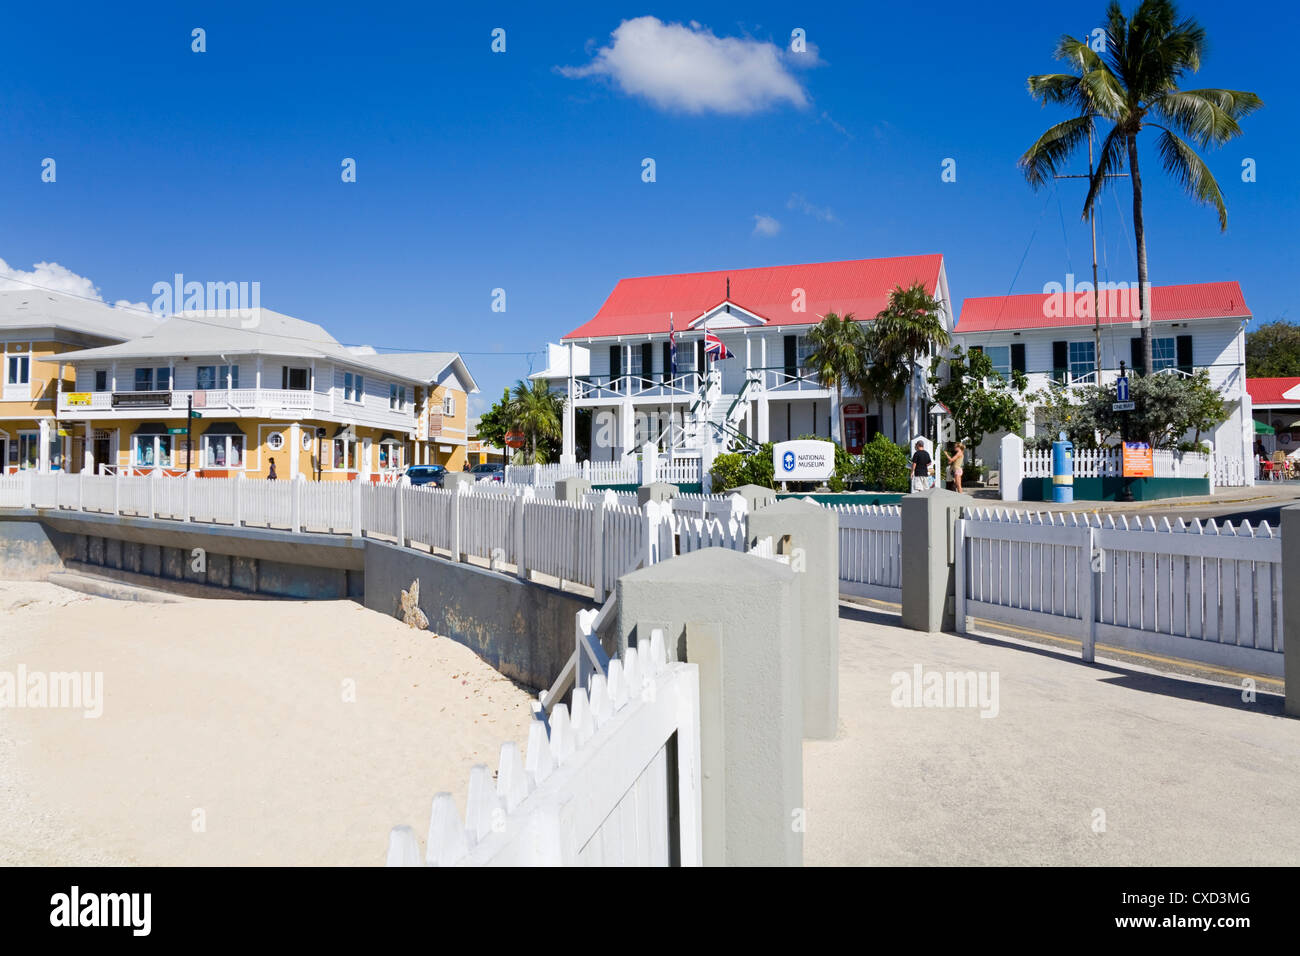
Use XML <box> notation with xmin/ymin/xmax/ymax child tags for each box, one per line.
<box><xmin>954</xmin><ymin>281</ymin><xmax>1253</xmax><ymax>480</ymax></box>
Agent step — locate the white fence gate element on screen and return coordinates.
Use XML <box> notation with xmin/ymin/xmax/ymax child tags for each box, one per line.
<box><xmin>956</xmin><ymin>508</ymin><xmax>1284</xmax><ymax>677</ymax></box>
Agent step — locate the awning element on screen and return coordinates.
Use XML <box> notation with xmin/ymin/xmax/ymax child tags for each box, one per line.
<box><xmin>333</xmin><ymin>424</ymin><xmax>357</xmax><ymax>439</ymax></box>
<box><xmin>132</xmin><ymin>422</ymin><xmax>170</xmax><ymax>435</ymax></box>
<box><xmin>1255</xmin><ymin>419</ymin><xmax>1276</xmax><ymax>435</ymax></box>
<box><xmin>203</xmin><ymin>422</ymin><xmax>245</xmax><ymax>436</ymax></box>
<box><xmin>378</xmin><ymin>432</ymin><xmax>401</xmax><ymax>445</ymax></box>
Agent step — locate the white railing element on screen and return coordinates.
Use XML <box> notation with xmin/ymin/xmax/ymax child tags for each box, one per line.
<box><xmin>505</xmin><ymin>457</ymin><xmax>697</xmax><ymax>488</ymax></box>
<box><xmin>386</xmin><ymin>625</ymin><xmax>701</xmax><ymax>866</ymax></box>
<box><xmin>956</xmin><ymin>508</ymin><xmax>1284</xmax><ymax>677</ymax></box>
<box><xmin>1022</xmin><ymin>447</ymin><xmax>1238</xmax><ymax>483</ymax></box>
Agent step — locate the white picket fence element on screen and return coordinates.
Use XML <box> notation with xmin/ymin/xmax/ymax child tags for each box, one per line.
<box><xmin>387</xmin><ymin>625</ymin><xmax>702</xmax><ymax>866</ymax></box>
<box><xmin>825</xmin><ymin>504</ymin><xmax>903</xmax><ymax>602</ymax></box>
<box><xmin>0</xmin><ymin>472</ymin><xmax>748</xmax><ymax>603</ymax></box>
<box><xmin>1021</xmin><ymin>448</ymin><xmax>1217</xmax><ymax>480</ymax></box>
<box><xmin>505</xmin><ymin>457</ymin><xmax>702</xmax><ymax>488</ymax></box>
<box><xmin>956</xmin><ymin>507</ymin><xmax>1284</xmax><ymax>677</ymax></box>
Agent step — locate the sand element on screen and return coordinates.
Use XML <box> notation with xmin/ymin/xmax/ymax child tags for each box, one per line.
<box><xmin>0</xmin><ymin>580</ymin><xmax>536</xmax><ymax>866</ymax></box>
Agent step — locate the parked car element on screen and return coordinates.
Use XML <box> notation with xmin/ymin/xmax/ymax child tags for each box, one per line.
<box><xmin>404</xmin><ymin>464</ymin><xmax>447</xmax><ymax>487</ymax></box>
<box><xmin>469</xmin><ymin>462</ymin><xmax>505</xmax><ymax>483</ymax></box>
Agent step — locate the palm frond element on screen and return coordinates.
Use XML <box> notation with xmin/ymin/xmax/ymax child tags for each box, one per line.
<box><xmin>1153</xmin><ymin>126</ymin><xmax>1228</xmax><ymax>230</ymax></box>
<box><xmin>1018</xmin><ymin>115</ymin><xmax>1095</xmax><ymax>188</ymax></box>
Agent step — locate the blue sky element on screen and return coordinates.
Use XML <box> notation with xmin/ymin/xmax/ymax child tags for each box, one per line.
<box><xmin>0</xmin><ymin>1</ymin><xmax>1293</xmax><ymax>413</ymax></box>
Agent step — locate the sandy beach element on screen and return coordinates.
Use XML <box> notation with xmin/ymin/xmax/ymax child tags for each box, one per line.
<box><xmin>0</xmin><ymin>580</ymin><xmax>535</xmax><ymax>866</ymax></box>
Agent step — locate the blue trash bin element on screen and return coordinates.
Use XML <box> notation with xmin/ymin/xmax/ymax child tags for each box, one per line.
<box><xmin>1051</xmin><ymin>437</ymin><xmax>1074</xmax><ymax>504</ymax></box>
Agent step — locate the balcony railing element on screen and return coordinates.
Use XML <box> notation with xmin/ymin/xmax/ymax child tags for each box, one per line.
<box><xmin>760</xmin><ymin>366</ymin><xmax>828</xmax><ymax>393</ymax></box>
<box><xmin>61</xmin><ymin>387</ymin><xmax>319</xmax><ymax>414</ymax></box>
<box><xmin>573</xmin><ymin>372</ymin><xmax>702</xmax><ymax>401</ymax></box>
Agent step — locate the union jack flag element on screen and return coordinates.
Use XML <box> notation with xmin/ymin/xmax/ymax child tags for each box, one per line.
<box><xmin>669</xmin><ymin>313</ymin><xmax>677</xmax><ymax>376</ymax></box>
<box><xmin>704</xmin><ymin>330</ymin><xmax>733</xmax><ymax>361</ymax></box>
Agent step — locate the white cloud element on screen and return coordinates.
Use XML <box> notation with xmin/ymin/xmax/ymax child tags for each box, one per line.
<box><xmin>752</xmin><ymin>214</ymin><xmax>781</xmax><ymax>238</ymax></box>
<box><xmin>560</xmin><ymin>17</ymin><xmax>809</xmax><ymax>115</ymax></box>
<box><xmin>0</xmin><ymin>257</ymin><xmax>150</xmax><ymax>312</ymax></box>
<box><xmin>786</xmin><ymin>193</ymin><xmax>838</xmax><ymax>223</ymax></box>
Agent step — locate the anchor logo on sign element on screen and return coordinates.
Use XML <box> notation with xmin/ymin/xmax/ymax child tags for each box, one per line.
<box><xmin>783</xmin><ymin>451</ymin><xmax>796</xmax><ymax>472</ymax></box>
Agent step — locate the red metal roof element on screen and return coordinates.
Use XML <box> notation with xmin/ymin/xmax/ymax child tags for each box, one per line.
<box><xmin>957</xmin><ymin>281</ymin><xmax>1250</xmax><ymax>332</ymax></box>
<box><xmin>1247</xmin><ymin>377</ymin><xmax>1300</xmax><ymax>406</ymax></box>
<box><xmin>562</xmin><ymin>255</ymin><xmax>945</xmax><ymax>340</ymax></box>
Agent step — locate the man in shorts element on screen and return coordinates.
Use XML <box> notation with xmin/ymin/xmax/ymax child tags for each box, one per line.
<box><xmin>910</xmin><ymin>440</ymin><xmax>932</xmax><ymax>493</ymax></box>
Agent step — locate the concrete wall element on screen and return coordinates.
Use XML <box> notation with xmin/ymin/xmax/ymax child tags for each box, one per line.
<box><xmin>362</xmin><ymin>540</ymin><xmax>594</xmax><ymax>691</ymax></box>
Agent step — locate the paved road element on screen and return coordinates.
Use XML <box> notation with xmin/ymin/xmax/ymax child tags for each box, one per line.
<box><xmin>804</xmin><ymin>603</ymin><xmax>1300</xmax><ymax>866</ymax></box>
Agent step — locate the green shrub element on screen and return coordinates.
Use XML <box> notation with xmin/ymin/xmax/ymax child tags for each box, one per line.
<box><xmin>708</xmin><ymin>452</ymin><xmax>749</xmax><ymax>492</ymax></box>
<box><xmin>859</xmin><ymin>434</ymin><xmax>909</xmax><ymax>491</ymax></box>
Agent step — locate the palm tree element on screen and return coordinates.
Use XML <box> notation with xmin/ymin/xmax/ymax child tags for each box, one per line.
<box><xmin>804</xmin><ymin>312</ymin><xmax>869</xmax><ymax>443</ymax></box>
<box><xmin>873</xmin><ymin>282</ymin><xmax>950</xmax><ymax>440</ymax></box>
<box><xmin>1019</xmin><ymin>0</ymin><xmax>1261</xmax><ymax>375</ymax></box>
<box><xmin>508</xmin><ymin>379</ymin><xmax>564</xmax><ymax>464</ymax></box>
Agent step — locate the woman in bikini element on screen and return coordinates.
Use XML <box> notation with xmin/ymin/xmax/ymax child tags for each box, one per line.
<box><xmin>946</xmin><ymin>442</ymin><xmax>965</xmax><ymax>494</ymax></box>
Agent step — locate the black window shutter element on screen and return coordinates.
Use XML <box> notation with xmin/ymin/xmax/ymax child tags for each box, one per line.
<box><xmin>784</xmin><ymin>335</ymin><xmax>797</xmax><ymax>377</ymax></box>
<box><xmin>608</xmin><ymin>345</ymin><xmax>621</xmax><ymax>381</ymax></box>
<box><xmin>1130</xmin><ymin>337</ymin><xmax>1144</xmax><ymax>377</ymax></box>
<box><xmin>1011</xmin><ymin>343</ymin><xmax>1026</xmax><ymax>374</ymax></box>
<box><xmin>662</xmin><ymin>342</ymin><xmax>672</xmax><ymax>382</ymax></box>
<box><xmin>696</xmin><ymin>340</ymin><xmax>705</xmax><ymax>372</ymax></box>
<box><xmin>1176</xmin><ymin>334</ymin><xmax>1194</xmax><ymax>373</ymax></box>
<box><xmin>1052</xmin><ymin>341</ymin><xmax>1067</xmax><ymax>382</ymax></box>
<box><xmin>281</xmin><ymin>366</ymin><xmax>288</xmax><ymax>389</ymax></box>
<box><xmin>641</xmin><ymin>343</ymin><xmax>653</xmax><ymax>382</ymax></box>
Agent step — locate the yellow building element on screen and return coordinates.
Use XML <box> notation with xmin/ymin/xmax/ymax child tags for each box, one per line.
<box><xmin>56</xmin><ymin>309</ymin><xmax>477</xmax><ymax>480</ymax></box>
<box><xmin>0</xmin><ymin>289</ymin><xmax>156</xmax><ymax>474</ymax></box>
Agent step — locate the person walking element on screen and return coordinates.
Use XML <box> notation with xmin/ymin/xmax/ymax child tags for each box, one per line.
<box><xmin>910</xmin><ymin>440</ymin><xmax>932</xmax><ymax>493</ymax></box>
<box><xmin>267</xmin><ymin>457</ymin><xmax>278</xmax><ymax>480</ymax></box>
<box><xmin>945</xmin><ymin>441</ymin><xmax>965</xmax><ymax>494</ymax></box>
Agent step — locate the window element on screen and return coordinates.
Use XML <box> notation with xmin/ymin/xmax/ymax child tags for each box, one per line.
<box><xmin>7</xmin><ymin>355</ymin><xmax>30</xmax><ymax>385</ymax></box>
<box><xmin>343</xmin><ymin>372</ymin><xmax>364</xmax><ymax>402</ymax></box>
<box><xmin>133</xmin><ymin>435</ymin><xmax>172</xmax><ymax>468</ymax></box>
<box><xmin>443</xmin><ymin>393</ymin><xmax>455</xmax><ymax>416</ymax></box>
<box><xmin>389</xmin><ymin>384</ymin><xmax>407</xmax><ymax>410</ymax></box>
<box><xmin>197</xmin><ymin>365</ymin><xmax>235</xmax><ymax>389</ymax></box>
<box><xmin>204</xmin><ymin>434</ymin><xmax>244</xmax><ymax>468</ymax></box>
<box><xmin>333</xmin><ymin>438</ymin><xmax>356</xmax><ymax>470</ymax></box>
<box><xmin>267</xmin><ymin>431</ymin><xmax>284</xmax><ymax>451</ymax></box>
<box><xmin>1152</xmin><ymin>337</ymin><xmax>1176</xmax><ymax>372</ymax></box>
<box><xmin>629</xmin><ymin>347</ymin><xmax>642</xmax><ymax>378</ymax></box>
<box><xmin>17</xmin><ymin>432</ymin><xmax>39</xmax><ymax>470</ymax></box>
<box><xmin>1068</xmin><ymin>341</ymin><xmax>1097</xmax><ymax>383</ymax></box>
<box><xmin>157</xmin><ymin>368</ymin><xmax>171</xmax><ymax>390</ymax></box>
<box><xmin>94</xmin><ymin>370</ymin><xmax>108</xmax><ymax>392</ymax></box>
<box><xmin>134</xmin><ymin>367</ymin><xmax>168</xmax><ymax>391</ymax></box>
<box><xmin>282</xmin><ymin>366</ymin><xmax>310</xmax><ymax>390</ymax></box>
<box><xmin>982</xmin><ymin>345</ymin><xmax>1011</xmax><ymax>380</ymax></box>
<box><xmin>796</xmin><ymin>335</ymin><xmax>816</xmax><ymax>369</ymax></box>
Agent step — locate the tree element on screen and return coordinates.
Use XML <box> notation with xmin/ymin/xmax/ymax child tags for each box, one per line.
<box><xmin>1019</xmin><ymin>0</ymin><xmax>1262</xmax><ymax>376</ymax></box>
<box><xmin>1029</xmin><ymin>369</ymin><xmax>1227</xmax><ymax>449</ymax></box>
<box><xmin>1246</xmin><ymin>321</ymin><xmax>1300</xmax><ymax>378</ymax></box>
<box><xmin>863</xmin><ymin>323</ymin><xmax>909</xmax><ymax>441</ymax></box>
<box><xmin>804</xmin><ymin>312</ymin><xmax>869</xmax><ymax>443</ymax></box>
<box><xmin>873</xmin><ymin>282</ymin><xmax>949</xmax><ymax>440</ymax></box>
<box><xmin>928</xmin><ymin>347</ymin><xmax>1029</xmax><ymax>454</ymax></box>
<box><xmin>507</xmin><ymin>378</ymin><xmax>565</xmax><ymax>464</ymax></box>
<box><xmin>475</xmin><ymin>388</ymin><xmax>512</xmax><ymax>450</ymax></box>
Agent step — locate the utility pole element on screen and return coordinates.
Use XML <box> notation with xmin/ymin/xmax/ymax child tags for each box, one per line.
<box><xmin>1054</xmin><ymin>129</ymin><xmax>1128</xmax><ymax>381</ymax></box>
<box><xmin>186</xmin><ymin>394</ymin><xmax>193</xmax><ymax>473</ymax></box>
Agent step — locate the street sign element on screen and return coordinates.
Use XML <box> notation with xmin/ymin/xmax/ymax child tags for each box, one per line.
<box><xmin>168</xmin><ymin>428</ymin><xmax>188</xmax><ymax>435</ymax></box>
<box><xmin>1116</xmin><ymin>375</ymin><xmax>1130</xmax><ymax>402</ymax></box>
<box><xmin>1112</xmin><ymin>401</ymin><xmax>1135</xmax><ymax>411</ymax></box>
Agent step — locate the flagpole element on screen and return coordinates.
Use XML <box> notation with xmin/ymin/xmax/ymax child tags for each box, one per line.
<box><xmin>668</xmin><ymin>312</ymin><xmax>674</xmax><ymax>461</ymax></box>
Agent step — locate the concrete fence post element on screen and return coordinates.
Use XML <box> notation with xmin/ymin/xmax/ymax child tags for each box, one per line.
<box><xmin>900</xmin><ymin>488</ymin><xmax>965</xmax><ymax>633</ymax></box>
<box><xmin>617</xmin><ymin>548</ymin><xmax>803</xmax><ymax>866</ymax></box>
<box><xmin>999</xmin><ymin>433</ymin><xmax>1024</xmax><ymax>502</ymax></box>
<box><xmin>352</xmin><ymin>478</ymin><xmax>363</xmax><ymax>539</ymax></box>
<box><xmin>640</xmin><ymin>499</ymin><xmax>663</xmax><ymax>568</ymax></box>
<box><xmin>291</xmin><ymin>478</ymin><xmax>302</xmax><ymax>533</ymax></box>
<box><xmin>748</xmin><ymin>497</ymin><xmax>839</xmax><ymax>740</ymax></box>
<box><xmin>555</xmin><ymin>476</ymin><xmax>591</xmax><ymax>503</ymax></box>
<box><xmin>1282</xmin><ymin>505</ymin><xmax>1300</xmax><ymax>718</ymax></box>
<box><xmin>724</xmin><ymin>483</ymin><xmax>777</xmax><ymax>514</ymax></box>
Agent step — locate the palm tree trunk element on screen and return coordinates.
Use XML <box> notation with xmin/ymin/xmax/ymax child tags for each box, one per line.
<box><xmin>1128</xmin><ymin>132</ymin><xmax>1154</xmax><ymax>377</ymax></box>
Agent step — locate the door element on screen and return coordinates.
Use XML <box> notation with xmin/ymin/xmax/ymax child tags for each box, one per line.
<box><xmin>93</xmin><ymin>437</ymin><xmax>111</xmax><ymax>475</ymax></box>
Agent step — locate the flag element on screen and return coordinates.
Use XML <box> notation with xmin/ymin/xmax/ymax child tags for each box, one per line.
<box><xmin>669</xmin><ymin>313</ymin><xmax>677</xmax><ymax>378</ymax></box>
<box><xmin>704</xmin><ymin>330</ymin><xmax>733</xmax><ymax>361</ymax></box>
